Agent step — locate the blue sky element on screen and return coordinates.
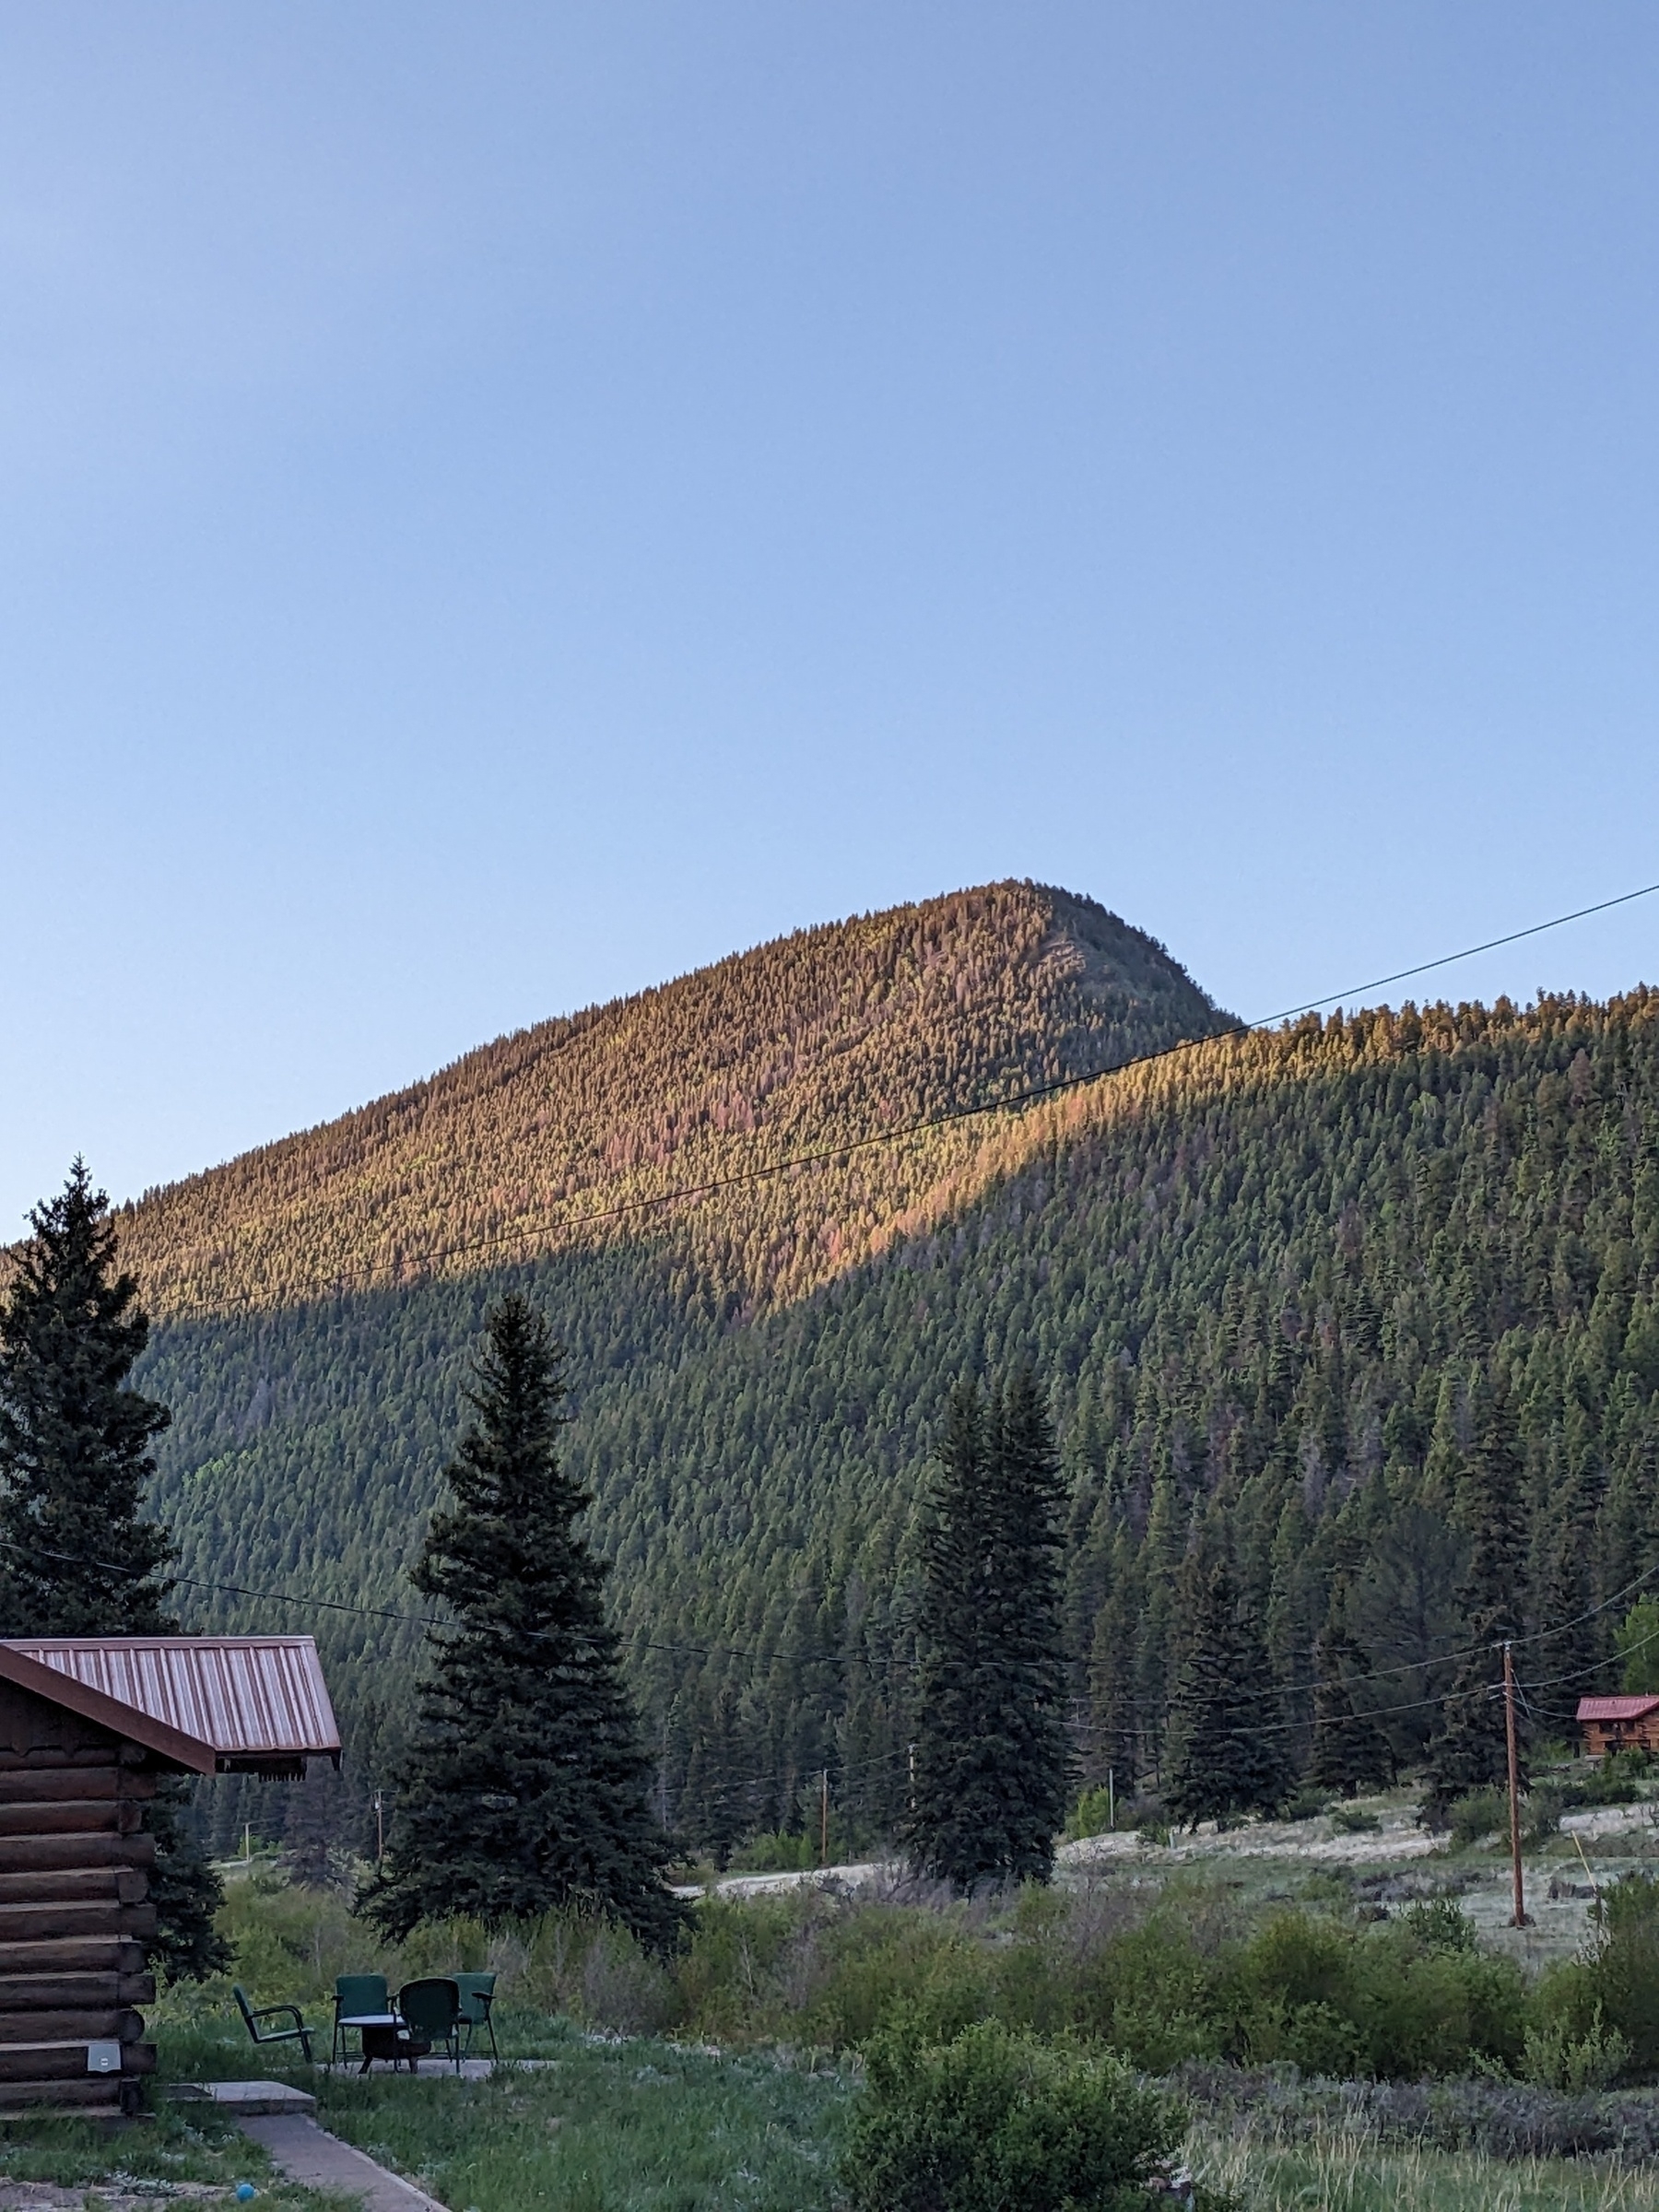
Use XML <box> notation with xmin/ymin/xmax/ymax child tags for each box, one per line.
<box><xmin>3</xmin><ymin>5</ymin><xmax>1657</xmax><ymax>1233</ymax></box>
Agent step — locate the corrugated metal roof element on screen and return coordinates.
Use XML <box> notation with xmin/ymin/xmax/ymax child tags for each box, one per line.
<box><xmin>1576</xmin><ymin>1695</ymin><xmax>1659</xmax><ymax>1723</ymax></box>
<box><xmin>0</xmin><ymin>1637</ymin><xmax>340</xmax><ymax>1760</ymax></box>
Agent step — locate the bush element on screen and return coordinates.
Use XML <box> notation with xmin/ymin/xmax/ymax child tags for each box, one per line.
<box><xmin>1545</xmin><ymin>1868</ymin><xmax>1659</xmax><ymax>2080</ymax></box>
<box><xmin>1063</xmin><ymin>1786</ymin><xmax>1118</xmax><ymax>1841</ymax></box>
<box><xmin>1523</xmin><ymin>1785</ymin><xmax>1564</xmax><ymax>1845</ymax></box>
<box><xmin>1278</xmin><ymin>1787</ymin><xmax>1331</xmax><ymax>1824</ymax></box>
<box><xmin>839</xmin><ymin>2017</ymin><xmax>1183</xmax><ymax>2212</ymax></box>
<box><xmin>1329</xmin><ymin>1805</ymin><xmax>1380</xmax><ymax>1834</ymax></box>
<box><xmin>1064</xmin><ymin>1788</ymin><xmax>1168</xmax><ymax>1841</ymax></box>
<box><xmin>731</xmin><ymin>1829</ymin><xmax>822</xmax><ymax>1873</ymax></box>
<box><xmin>1559</xmin><ymin>1749</ymin><xmax>1651</xmax><ymax>1808</ymax></box>
<box><xmin>1072</xmin><ymin>1915</ymin><xmax>1226</xmax><ymax>2070</ymax></box>
<box><xmin>1216</xmin><ymin>1902</ymin><xmax>1526</xmax><ymax>2081</ymax></box>
<box><xmin>1522</xmin><ymin>2002</ymin><xmax>1631</xmax><ymax>2091</ymax></box>
<box><xmin>1447</xmin><ymin>1789</ymin><xmax>1510</xmax><ymax>1847</ymax></box>
<box><xmin>1398</xmin><ymin>1898</ymin><xmax>1477</xmax><ymax>1955</ymax></box>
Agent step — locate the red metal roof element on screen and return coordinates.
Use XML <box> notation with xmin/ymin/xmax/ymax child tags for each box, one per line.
<box><xmin>0</xmin><ymin>1637</ymin><xmax>340</xmax><ymax>1770</ymax></box>
<box><xmin>1576</xmin><ymin>1695</ymin><xmax>1659</xmax><ymax>1724</ymax></box>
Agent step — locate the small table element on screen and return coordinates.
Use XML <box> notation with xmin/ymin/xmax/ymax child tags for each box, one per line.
<box><xmin>337</xmin><ymin>2012</ymin><xmax>422</xmax><ymax>2076</ymax></box>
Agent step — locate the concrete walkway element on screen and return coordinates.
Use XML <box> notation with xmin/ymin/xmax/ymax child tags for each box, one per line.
<box><xmin>237</xmin><ymin>2113</ymin><xmax>447</xmax><ymax>2212</ymax></box>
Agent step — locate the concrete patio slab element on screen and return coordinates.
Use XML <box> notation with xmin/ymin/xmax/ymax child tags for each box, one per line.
<box><xmin>171</xmin><ymin>2079</ymin><xmax>317</xmax><ymax>2115</ymax></box>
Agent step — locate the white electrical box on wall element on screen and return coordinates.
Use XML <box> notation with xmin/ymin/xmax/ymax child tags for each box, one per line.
<box><xmin>86</xmin><ymin>2041</ymin><xmax>123</xmax><ymax>2074</ymax></box>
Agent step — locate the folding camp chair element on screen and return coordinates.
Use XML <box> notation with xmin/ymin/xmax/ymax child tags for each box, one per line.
<box><xmin>233</xmin><ymin>1984</ymin><xmax>315</xmax><ymax>2064</ymax></box>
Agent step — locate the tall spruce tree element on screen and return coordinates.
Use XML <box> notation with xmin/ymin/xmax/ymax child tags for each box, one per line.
<box><xmin>0</xmin><ymin>1162</ymin><xmax>229</xmax><ymax>1980</ymax></box>
<box><xmin>359</xmin><ymin>1296</ymin><xmax>687</xmax><ymax>1949</ymax></box>
<box><xmin>1423</xmin><ymin>1367</ymin><xmax>1529</xmax><ymax>1823</ymax></box>
<box><xmin>1163</xmin><ymin>1536</ymin><xmax>1295</xmax><ymax>1825</ymax></box>
<box><xmin>1307</xmin><ymin>1581</ymin><xmax>1394</xmax><ymax>1796</ymax></box>
<box><xmin>900</xmin><ymin>1369</ymin><xmax>1070</xmax><ymax>1890</ymax></box>
<box><xmin>0</xmin><ymin>1162</ymin><xmax>173</xmax><ymax>1630</ymax></box>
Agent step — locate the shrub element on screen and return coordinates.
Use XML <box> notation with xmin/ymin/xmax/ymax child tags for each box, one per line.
<box><xmin>1523</xmin><ymin>1785</ymin><xmax>1564</xmax><ymax>1845</ymax></box>
<box><xmin>1551</xmin><ymin>1868</ymin><xmax>1659</xmax><ymax>2079</ymax></box>
<box><xmin>806</xmin><ymin>1903</ymin><xmax>993</xmax><ymax>2050</ymax></box>
<box><xmin>1329</xmin><ymin>1805</ymin><xmax>1380</xmax><ymax>1834</ymax></box>
<box><xmin>1278</xmin><ymin>1787</ymin><xmax>1331</xmax><ymax>1824</ymax></box>
<box><xmin>1447</xmin><ymin>1789</ymin><xmax>1510</xmax><ymax>1847</ymax></box>
<box><xmin>1558</xmin><ymin>1749</ymin><xmax>1651</xmax><ymax>1808</ymax></box>
<box><xmin>1216</xmin><ymin>1902</ymin><xmax>1526</xmax><ymax>2081</ymax></box>
<box><xmin>1073</xmin><ymin>1914</ymin><xmax>1228</xmax><ymax>2070</ymax></box>
<box><xmin>1398</xmin><ymin>1898</ymin><xmax>1477</xmax><ymax>1955</ymax></box>
<box><xmin>839</xmin><ymin>2017</ymin><xmax>1182</xmax><ymax>2212</ymax></box>
<box><xmin>731</xmin><ymin>1829</ymin><xmax>822</xmax><ymax>1873</ymax></box>
<box><xmin>1063</xmin><ymin>1785</ymin><xmax>1118</xmax><ymax>1841</ymax></box>
<box><xmin>1521</xmin><ymin>2002</ymin><xmax>1631</xmax><ymax>2091</ymax></box>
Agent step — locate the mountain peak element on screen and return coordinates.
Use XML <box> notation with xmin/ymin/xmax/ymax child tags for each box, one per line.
<box><xmin>117</xmin><ymin>883</ymin><xmax>1225</xmax><ymax>1318</ymax></box>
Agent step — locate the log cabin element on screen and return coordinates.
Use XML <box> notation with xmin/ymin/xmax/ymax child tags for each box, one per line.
<box><xmin>0</xmin><ymin>1637</ymin><xmax>339</xmax><ymax>2118</ymax></box>
<box><xmin>1576</xmin><ymin>1692</ymin><xmax>1659</xmax><ymax>1759</ymax></box>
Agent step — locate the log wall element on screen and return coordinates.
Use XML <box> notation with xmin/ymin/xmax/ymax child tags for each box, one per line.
<box><xmin>0</xmin><ymin>1678</ymin><xmax>163</xmax><ymax>2117</ymax></box>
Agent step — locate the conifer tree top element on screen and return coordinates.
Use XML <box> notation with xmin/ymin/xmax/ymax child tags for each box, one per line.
<box><xmin>0</xmin><ymin>1161</ymin><xmax>174</xmax><ymax>1636</ymax></box>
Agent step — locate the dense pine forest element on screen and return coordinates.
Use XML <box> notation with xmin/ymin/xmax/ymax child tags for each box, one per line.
<box><xmin>65</xmin><ymin>884</ymin><xmax>1659</xmax><ymax>1863</ymax></box>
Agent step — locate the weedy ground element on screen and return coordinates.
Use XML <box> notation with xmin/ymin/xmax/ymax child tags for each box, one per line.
<box><xmin>1190</xmin><ymin>2124</ymin><xmax>1659</xmax><ymax>2211</ymax></box>
<box><xmin>0</xmin><ymin>2099</ymin><xmax>345</xmax><ymax>2210</ymax></box>
<box><xmin>313</xmin><ymin>2028</ymin><xmax>847</xmax><ymax>2212</ymax></box>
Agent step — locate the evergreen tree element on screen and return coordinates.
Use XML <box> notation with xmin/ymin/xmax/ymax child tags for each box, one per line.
<box><xmin>1307</xmin><ymin>1582</ymin><xmax>1394</xmax><ymax>1796</ymax></box>
<box><xmin>0</xmin><ymin>1163</ymin><xmax>229</xmax><ymax>1980</ymax></box>
<box><xmin>0</xmin><ymin>1162</ymin><xmax>173</xmax><ymax>1630</ymax></box>
<box><xmin>1423</xmin><ymin>1368</ymin><xmax>1529</xmax><ymax>1823</ymax></box>
<box><xmin>360</xmin><ymin>1296</ymin><xmax>687</xmax><ymax>1948</ymax></box>
<box><xmin>1163</xmin><ymin>1537</ymin><xmax>1295</xmax><ymax>1824</ymax></box>
<box><xmin>1087</xmin><ymin>1527</ymin><xmax>1144</xmax><ymax>1782</ymax></box>
<box><xmin>900</xmin><ymin>1370</ymin><xmax>1070</xmax><ymax>1890</ymax></box>
<box><xmin>679</xmin><ymin>1688</ymin><xmax>751</xmax><ymax>1868</ymax></box>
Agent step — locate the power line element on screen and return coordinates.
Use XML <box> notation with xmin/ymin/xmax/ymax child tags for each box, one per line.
<box><xmin>0</xmin><ymin>1531</ymin><xmax>922</xmax><ymax>1674</ymax></box>
<box><xmin>1269</xmin><ymin>1555</ymin><xmax>1659</xmax><ymax>1696</ymax></box>
<box><xmin>6</xmin><ymin>879</ymin><xmax>1657</xmax><ymax>1718</ymax></box>
<box><xmin>145</xmin><ymin>877</ymin><xmax>1659</xmax><ymax>1322</ymax></box>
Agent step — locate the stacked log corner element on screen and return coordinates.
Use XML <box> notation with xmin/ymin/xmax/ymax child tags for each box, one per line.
<box><xmin>0</xmin><ymin>1678</ymin><xmax>161</xmax><ymax>2118</ymax></box>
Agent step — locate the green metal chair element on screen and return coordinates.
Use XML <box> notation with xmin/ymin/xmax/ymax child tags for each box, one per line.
<box><xmin>233</xmin><ymin>1984</ymin><xmax>315</xmax><ymax>2064</ymax></box>
<box><xmin>397</xmin><ymin>1978</ymin><xmax>464</xmax><ymax>2074</ymax></box>
<box><xmin>331</xmin><ymin>1972</ymin><xmax>391</xmax><ymax>2070</ymax></box>
<box><xmin>453</xmin><ymin>1971</ymin><xmax>498</xmax><ymax>2061</ymax></box>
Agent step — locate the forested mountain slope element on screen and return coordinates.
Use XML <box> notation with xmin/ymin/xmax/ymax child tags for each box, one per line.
<box><xmin>103</xmin><ymin>891</ymin><xmax>1659</xmax><ymax>1861</ymax></box>
<box><xmin>122</xmin><ymin>882</ymin><xmax>1218</xmax><ymax>1316</ymax></box>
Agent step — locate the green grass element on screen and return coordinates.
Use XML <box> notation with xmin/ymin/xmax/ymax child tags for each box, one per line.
<box><xmin>308</xmin><ymin>2030</ymin><xmax>852</xmax><ymax>2212</ymax></box>
<box><xmin>1192</xmin><ymin>2124</ymin><xmax>1659</xmax><ymax>2210</ymax></box>
<box><xmin>0</xmin><ymin>2099</ymin><xmax>347</xmax><ymax>2208</ymax></box>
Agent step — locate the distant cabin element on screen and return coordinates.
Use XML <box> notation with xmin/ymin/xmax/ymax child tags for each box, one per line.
<box><xmin>0</xmin><ymin>1636</ymin><xmax>339</xmax><ymax>2117</ymax></box>
<box><xmin>1576</xmin><ymin>1693</ymin><xmax>1659</xmax><ymax>1759</ymax></box>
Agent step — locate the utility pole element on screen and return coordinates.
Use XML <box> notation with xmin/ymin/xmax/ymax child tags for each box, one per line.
<box><xmin>819</xmin><ymin>1769</ymin><xmax>830</xmax><ymax>1866</ymax></box>
<box><xmin>1504</xmin><ymin>1642</ymin><xmax>1527</xmax><ymax>1928</ymax></box>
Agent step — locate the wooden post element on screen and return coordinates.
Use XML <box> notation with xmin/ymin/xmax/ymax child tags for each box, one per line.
<box><xmin>819</xmin><ymin>1769</ymin><xmax>830</xmax><ymax>1866</ymax></box>
<box><xmin>907</xmin><ymin>1743</ymin><xmax>915</xmax><ymax>1807</ymax></box>
<box><xmin>1108</xmin><ymin>1767</ymin><xmax>1115</xmax><ymax>1831</ymax></box>
<box><xmin>1504</xmin><ymin>1641</ymin><xmax>1527</xmax><ymax>1928</ymax></box>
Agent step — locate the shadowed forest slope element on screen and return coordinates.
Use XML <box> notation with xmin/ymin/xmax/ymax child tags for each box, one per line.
<box><xmin>67</xmin><ymin>891</ymin><xmax>1659</xmax><ymax>1862</ymax></box>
